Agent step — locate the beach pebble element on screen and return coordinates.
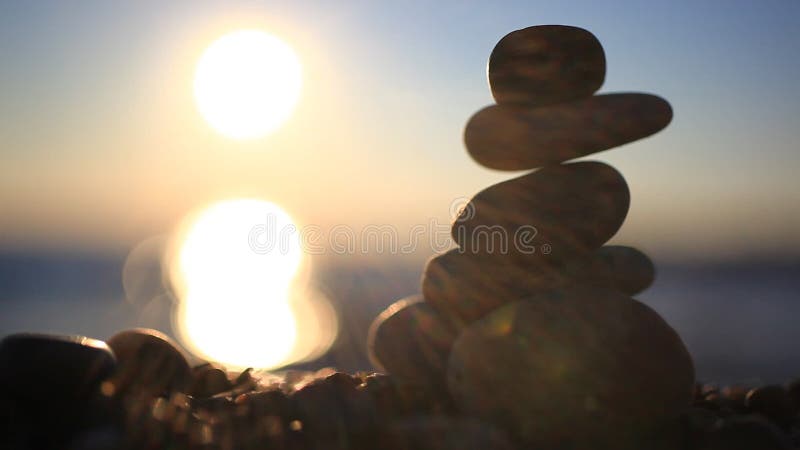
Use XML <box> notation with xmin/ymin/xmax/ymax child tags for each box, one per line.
<box><xmin>447</xmin><ymin>287</ymin><xmax>694</xmax><ymax>448</ymax></box>
<box><xmin>0</xmin><ymin>333</ymin><xmax>117</xmax><ymax>448</ymax></box>
<box><xmin>377</xmin><ymin>416</ymin><xmax>514</xmax><ymax>450</ymax></box>
<box><xmin>745</xmin><ymin>385</ymin><xmax>795</xmax><ymax>428</ymax></box>
<box><xmin>452</xmin><ymin>161</ymin><xmax>629</xmax><ymax>261</ymax></box>
<box><xmin>489</xmin><ymin>25</ymin><xmax>605</xmax><ymax>106</ymax></box>
<box><xmin>106</xmin><ymin>328</ymin><xmax>191</xmax><ymax>396</ymax></box>
<box><xmin>367</xmin><ymin>296</ymin><xmax>458</xmax><ymax>386</ymax></box>
<box><xmin>422</xmin><ymin>245</ymin><xmax>655</xmax><ymax>324</ymax></box>
<box><xmin>571</xmin><ymin>245</ymin><xmax>656</xmax><ymax>295</ymax></box>
<box><xmin>464</xmin><ymin>93</ymin><xmax>673</xmax><ymax>170</ymax></box>
<box><xmin>699</xmin><ymin>415</ymin><xmax>793</xmax><ymax>449</ymax></box>
<box><xmin>189</xmin><ymin>363</ymin><xmax>233</xmax><ymax>398</ymax></box>
<box><xmin>422</xmin><ymin>248</ymin><xmax>565</xmax><ymax>324</ymax></box>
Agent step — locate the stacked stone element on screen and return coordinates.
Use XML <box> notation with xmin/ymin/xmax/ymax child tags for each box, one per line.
<box><xmin>369</xmin><ymin>25</ymin><xmax>696</xmax><ymax>449</ymax></box>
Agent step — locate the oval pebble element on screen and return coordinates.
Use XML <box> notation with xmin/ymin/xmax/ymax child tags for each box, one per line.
<box><xmin>452</xmin><ymin>161</ymin><xmax>629</xmax><ymax>262</ymax></box>
<box><xmin>464</xmin><ymin>93</ymin><xmax>672</xmax><ymax>170</ymax></box>
<box><xmin>489</xmin><ymin>25</ymin><xmax>605</xmax><ymax>106</ymax></box>
<box><xmin>189</xmin><ymin>363</ymin><xmax>233</xmax><ymax>398</ymax></box>
<box><xmin>422</xmin><ymin>248</ymin><xmax>567</xmax><ymax>324</ymax></box>
<box><xmin>570</xmin><ymin>245</ymin><xmax>655</xmax><ymax>295</ymax></box>
<box><xmin>0</xmin><ymin>333</ymin><xmax>117</xmax><ymax>448</ymax></box>
<box><xmin>106</xmin><ymin>328</ymin><xmax>191</xmax><ymax>396</ymax></box>
<box><xmin>447</xmin><ymin>287</ymin><xmax>694</xmax><ymax>448</ymax></box>
<box><xmin>422</xmin><ymin>245</ymin><xmax>655</xmax><ymax>324</ymax></box>
<box><xmin>367</xmin><ymin>296</ymin><xmax>458</xmax><ymax>386</ymax></box>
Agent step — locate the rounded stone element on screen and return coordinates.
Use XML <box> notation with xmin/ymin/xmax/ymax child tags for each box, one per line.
<box><xmin>0</xmin><ymin>333</ymin><xmax>116</xmax><ymax>403</ymax></box>
<box><xmin>106</xmin><ymin>328</ymin><xmax>191</xmax><ymax>396</ymax></box>
<box><xmin>367</xmin><ymin>296</ymin><xmax>458</xmax><ymax>386</ymax></box>
<box><xmin>464</xmin><ymin>93</ymin><xmax>673</xmax><ymax>170</ymax></box>
<box><xmin>452</xmin><ymin>161</ymin><xmax>629</xmax><ymax>262</ymax></box>
<box><xmin>447</xmin><ymin>287</ymin><xmax>694</xmax><ymax>448</ymax></box>
<box><xmin>189</xmin><ymin>363</ymin><xmax>233</xmax><ymax>398</ymax></box>
<box><xmin>489</xmin><ymin>25</ymin><xmax>605</xmax><ymax>106</ymax></box>
<box><xmin>0</xmin><ymin>333</ymin><xmax>117</xmax><ymax>448</ymax></box>
<box><xmin>422</xmin><ymin>248</ymin><xmax>570</xmax><ymax>325</ymax></box>
<box><xmin>422</xmin><ymin>245</ymin><xmax>655</xmax><ymax>324</ymax></box>
<box><xmin>571</xmin><ymin>245</ymin><xmax>656</xmax><ymax>295</ymax></box>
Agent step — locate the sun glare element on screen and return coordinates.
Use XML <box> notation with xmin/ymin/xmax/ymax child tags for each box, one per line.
<box><xmin>169</xmin><ymin>199</ymin><xmax>336</xmax><ymax>370</ymax></box>
<box><xmin>194</xmin><ymin>30</ymin><xmax>302</xmax><ymax>140</ymax></box>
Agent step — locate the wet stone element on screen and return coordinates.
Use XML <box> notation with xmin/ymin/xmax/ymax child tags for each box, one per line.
<box><xmin>447</xmin><ymin>287</ymin><xmax>694</xmax><ymax>448</ymax></box>
<box><xmin>106</xmin><ymin>328</ymin><xmax>191</xmax><ymax>396</ymax></box>
<box><xmin>368</xmin><ymin>296</ymin><xmax>458</xmax><ymax>387</ymax></box>
<box><xmin>489</xmin><ymin>25</ymin><xmax>605</xmax><ymax>106</ymax></box>
<box><xmin>452</xmin><ymin>161</ymin><xmax>629</xmax><ymax>262</ymax></box>
<box><xmin>464</xmin><ymin>93</ymin><xmax>673</xmax><ymax>170</ymax></box>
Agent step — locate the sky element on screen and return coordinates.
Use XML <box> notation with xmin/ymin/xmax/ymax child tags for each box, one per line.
<box><xmin>1</xmin><ymin>0</ymin><xmax>799</xmax><ymax>263</ymax></box>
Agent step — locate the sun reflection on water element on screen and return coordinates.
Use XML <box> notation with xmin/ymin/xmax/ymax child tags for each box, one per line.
<box><xmin>168</xmin><ymin>198</ymin><xmax>337</xmax><ymax>370</ymax></box>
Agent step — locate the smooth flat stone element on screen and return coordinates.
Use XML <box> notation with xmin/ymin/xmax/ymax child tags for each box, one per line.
<box><xmin>367</xmin><ymin>296</ymin><xmax>457</xmax><ymax>386</ymax></box>
<box><xmin>452</xmin><ymin>161</ymin><xmax>629</xmax><ymax>262</ymax></box>
<box><xmin>422</xmin><ymin>248</ymin><xmax>567</xmax><ymax>324</ymax></box>
<box><xmin>570</xmin><ymin>245</ymin><xmax>655</xmax><ymax>295</ymax></box>
<box><xmin>0</xmin><ymin>333</ymin><xmax>117</xmax><ymax>448</ymax></box>
<box><xmin>447</xmin><ymin>287</ymin><xmax>694</xmax><ymax>448</ymax></box>
<box><xmin>106</xmin><ymin>328</ymin><xmax>191</xmax><ymax>396</ymax></box>
<box><xmin>0</xmin><ymin>333</ymin><xmax>116</xmax><ymax>404</ymax></box>
<box><xmin>489</xmin><ymin>25</ymin><xmax>605</xmax><ymax>106</ymax></box>
<box><xmin>422</xmin><ymin>245</ymin><xmax>654</xmax><ymax>324</ymax></box>
<box><xmin>464</xmin><ymin>93</ymin><xmax>673</xmax><ymax>170</ymax></box>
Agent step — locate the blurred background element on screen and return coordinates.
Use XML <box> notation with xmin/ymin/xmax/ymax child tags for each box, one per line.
<box><xmin>1</xmin><ymin>0</ymin><xmax>798</xmax><ymax>383</ymax></box>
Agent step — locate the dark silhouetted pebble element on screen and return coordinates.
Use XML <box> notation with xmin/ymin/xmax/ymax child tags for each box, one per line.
<box><xmin>447</xmin><ymin>287</ymin><xmax>694</xmax><ymax>448</ymax></box>
<box><xmin>290</xmin><ymin>373</ymin><xmax>376</xmax><ymax>450</ymax></box>
<box><xmin>422</xmin><ymin>245</ymin><xmax>655</xmax><ymax>324</ymax></box>
<box><xmin>570</xmin><ymin>245</ymin><xmax>655</xmax><ymax>295</ymax></box>
<box><xmin>377</xmin><ymin>416</ymin><xmax>514</xmax><ymax>450</ymax></box>
<box><xmin>745</xmin><ymin>385</ymin><xmax>795</xmax><ymax>428</ymax></box>
<box><xmin>699</xmin><ymin>415</ymin><xmax>793</xmax><ymax>449</ymax></box>
<box><xmin>464</xmin><ymin>93</ymin><xmax>673</xmax><ymax>170</ymax></box>
<box><xmin>422</xmin><ymin>248</ymin><xmax>566</xmax><ymax>324</ymax></box>
<box><xmin>358</xmin><ymin>374</ymin><xmax>452</xmax><ymax>419</ymax></box>
<box><xmin>452</xmin><ymin>161</ymin><xmax>629</xmax><ymax>262</ymax></box>
<box><xmin>0</xmin><ymin>333</ymin><xmax>117</xmax><ymax>449</ymax></box>
<box><xmin>106</xmin><ymin>328</ymin><xmax>191</xmax><ymax>396</ymax></box>
<box><xmin>368</xmin><ymin>296</ymin><xmax>458</xmax><ymax>386</ymax></box>
<box><xmin>189</xmin><ymin>363</ymin><xmax>233</xmax><ymax>398</ymax></box>
<box><xmin>488</xmin><ymin>25</ymin><xmax>605</xmax><ymax>106</ymax></box>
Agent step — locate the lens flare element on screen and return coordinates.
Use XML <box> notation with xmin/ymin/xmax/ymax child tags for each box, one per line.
<box><xmin>169</xmin><ymin>199</ymin><xmax>337</xmax><ymax>370</ymax></box>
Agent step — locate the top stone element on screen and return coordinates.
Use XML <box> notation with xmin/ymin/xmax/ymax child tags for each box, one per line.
<box><xmin>489</xmin><ymin>25</ymin><xmax>605</xmax><ymax>106</ymax></box>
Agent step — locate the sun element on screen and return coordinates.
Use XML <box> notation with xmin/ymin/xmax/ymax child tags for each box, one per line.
<box><xmin>194</xmin><ymin>30</ymin><xmax>302</xmax><ymax>140</ymax></box>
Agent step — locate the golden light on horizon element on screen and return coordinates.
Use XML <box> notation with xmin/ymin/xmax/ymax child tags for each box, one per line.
<box><xmin>169</xmin><ymin>199</ymin><xmax>337</xmax><ymax>370</ymax></box>
<box><xmin>194</xmin><ymin>30</ymin><xmax>302</xmax><ymax>140</ymax></box>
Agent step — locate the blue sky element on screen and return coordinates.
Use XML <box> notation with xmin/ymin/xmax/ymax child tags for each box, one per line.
<box><xmin>1</xmin><ymin>0</ymin><xmax>798</xmax><ymax>261</ymax></box>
